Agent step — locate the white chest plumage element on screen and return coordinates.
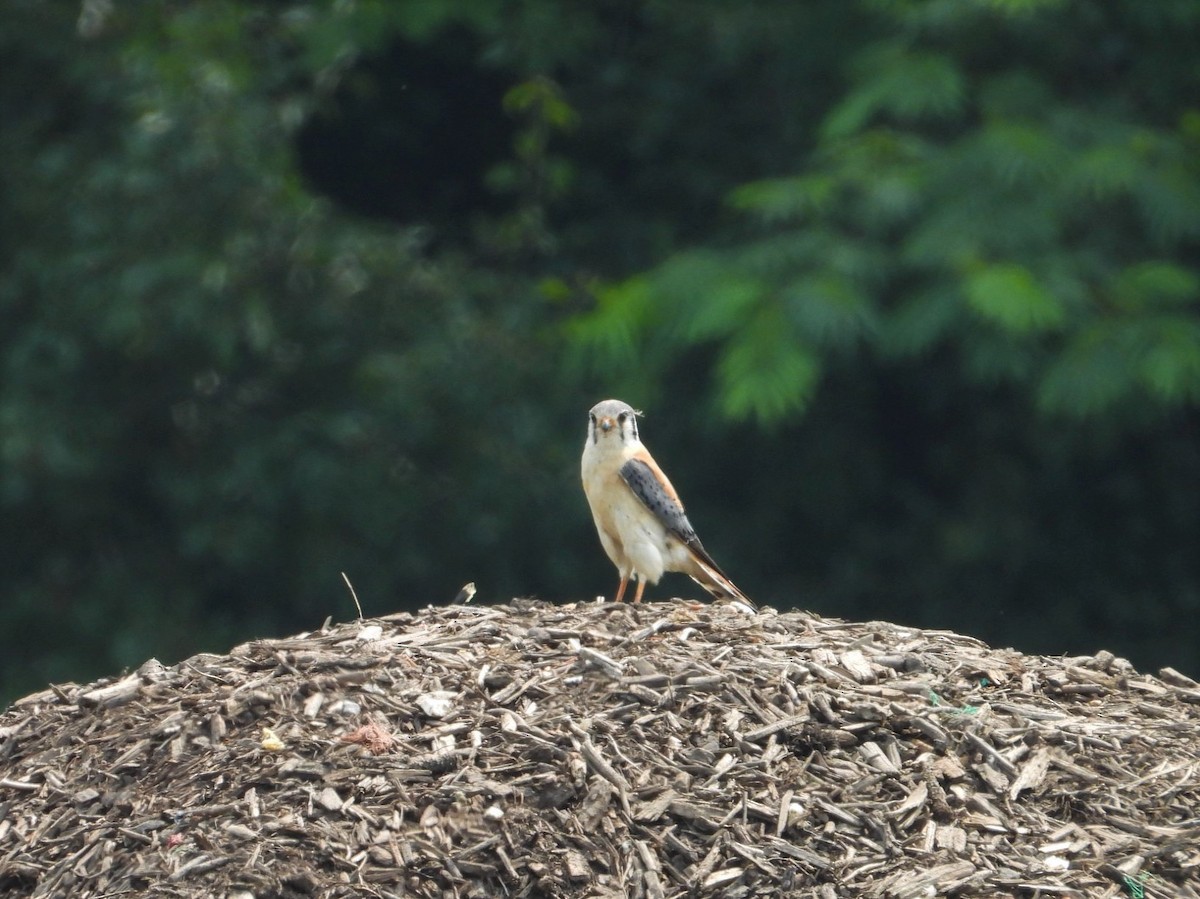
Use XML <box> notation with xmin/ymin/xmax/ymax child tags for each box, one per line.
<box><xmin>582</xmin><ymin>434</ymin><xmax>680</xmax><ymax>582</ymax></box>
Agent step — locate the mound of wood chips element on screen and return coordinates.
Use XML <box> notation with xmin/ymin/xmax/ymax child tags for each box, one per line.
<box><xmin>2</xmin><ymin>598</ymin><xmax>1199</xmax><ymax>898</ymax></box>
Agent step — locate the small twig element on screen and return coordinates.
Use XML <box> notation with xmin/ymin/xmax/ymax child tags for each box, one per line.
<box><xmin>0</xmin><ymin>777</ymin><xmax>40</xmax><ymax>792</ymax></box>
<box><xmin>578</xmin><ymin>646</ymin><xmax>623</xmax><ymax>678</ymax></box>
<box><xmin>565</xmin><ymin>719</ymin><xmax>632</xmax><ymax>816</ymax></box>
<box><xmin>340</xmin><ymin>572</ymin><xmax>364</xmax><ymax>620</ymax></box>
<box><xmin>167</xmin><ymin>854</ymin><xmax>233</xmax><ymax>882</ymax></box>
<box><xmin>964</xmin><ymin>730</ymin><xmax>1019</xmax><ymax>776</ymax></box>
<box><xmin>78</xmin><ymin>674</ymin><xmax>142</xmax><ymax>709</ymax></box>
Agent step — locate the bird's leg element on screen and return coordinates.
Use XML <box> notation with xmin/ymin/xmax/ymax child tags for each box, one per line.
<box><xmin>633</xmin><ymin>579</ymin><xmax>647</xmax><ymax>604</ymax></box>
<box><xmin>613</xmin><ymin>576</ymin><xmax>628</xmax><ymax>604</ymax></box>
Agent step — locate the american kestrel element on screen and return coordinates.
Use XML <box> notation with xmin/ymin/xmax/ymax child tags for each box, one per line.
<box><xmin>581</xmin><ymin>399</ymin><xmax>750</xmax><ymax>605</ymax></box>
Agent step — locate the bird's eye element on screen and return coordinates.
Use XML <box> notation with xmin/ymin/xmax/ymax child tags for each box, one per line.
<box><xmin>617</xmin><ymin>412</ymin><xmax>627</xmax><ymax>423</ymax></box>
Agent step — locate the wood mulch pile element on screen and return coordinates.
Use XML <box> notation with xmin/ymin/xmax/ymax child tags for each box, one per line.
<box><xmin>2</xmin><ymin>598</ymin><xmax>1199</xmax><ymax>898</ymax></box>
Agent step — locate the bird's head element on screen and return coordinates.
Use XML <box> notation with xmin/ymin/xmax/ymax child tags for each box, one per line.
<box><xmin>587</xmin><ymin>399</ymin><xmax>641</xmax><ymax>446</ymax></box>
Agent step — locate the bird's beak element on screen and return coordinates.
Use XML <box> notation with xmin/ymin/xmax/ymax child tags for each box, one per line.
<box><xmin>598</xmin><ymin>417</ymin><xmax>614</xmax><ymax>433</ymax></box>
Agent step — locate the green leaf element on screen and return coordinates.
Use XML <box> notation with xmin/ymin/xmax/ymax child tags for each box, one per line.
<box><xmin>715</xmin><ymin>308</ymin><xmax>820</xmax><ymax>424</ymax></box>
<box><xmin>1065</xmin><ymin>145</ymin><xmax>1139</xmax><ymax>201</ymax></box>
<box><xmin>974</xmin><ymin>122</ymin><xmax>1069</xmax><ymax>186</ymax></box>
<box><xmin>881</xmin><ymin>287</ymin><xmax>963</xmax><ymax>356</ymax></box>
<box><xmin>822</xmin><ymin>89</ymin><xmax>884</xmax><ymax>143</ymax></box>
<box><xmin>728</xmin><ymin>175</ymin><xmax>838</xmax><ymax>224</ymax></box>
<box><xmin>503</xmin><ymin>78</ymin><xmax>578</xmax><ymax>131</ymax></box>
<box><xmin>784</xmin><ymin>274</ymin><xmax>878</xmax><ymax>348</ymax></box>
<box><xmin>1137</xmin><ymin>318</ymin><xmax>1200</xmax><ymax>403</ymax></box>
<box><xmin>965</xmin><ymin>263</ymin><xmax>1066</xmax><ymax>334</ymax></box>
<box><xmin>1133</xmin><ymin>166</ymin><xmax>1200</xmax><ymax>243</ymax></box>
<box><xmin>680</xmin><ymin>277</ymin><xmax>764</xmax><ymax>342</ymax></box>
<box><xmin>648</xmin><ymin>252</ymin><xmax>765</xmax><ymax>342</ymax></box>
<box><xmin>1037</xmin><ymin>325</ymin><xmax>1134</xmax><ymax>416</ymax></box>
<box><xmin>1113</xmin><ymin>261</ymin><xmax>1200</xmax><ymax>310</ymax></box>
<box><xmin>822</xmin><ymin>46</ymin><xmax>964</xmax><ymax>140</ymax></box>
<box><xmin>565</xmin><ymin>277</ymin><xmax>657</xmax><ymax>368</ymax></box>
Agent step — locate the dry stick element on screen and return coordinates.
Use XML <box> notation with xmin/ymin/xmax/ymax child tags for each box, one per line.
<box><xmin>565</xmin><ymin>719</ymin><xmax>633</xmax><ymax>816</ymax></box>
<box><xmin>341</xmin><ymin>571</ymin><xmax>364</xmax><ymax>620</ymax></box>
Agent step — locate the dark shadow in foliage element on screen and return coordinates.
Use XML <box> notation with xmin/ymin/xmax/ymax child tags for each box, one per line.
<box><xmin>296</xmin><ymin>26</ymin><xmax>516</xmax><ymax>230</ymax></box>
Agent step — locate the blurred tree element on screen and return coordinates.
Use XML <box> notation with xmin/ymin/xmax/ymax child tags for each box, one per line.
<box><xmin>0</xmin><ymin>1</ymin><xmax>587</xmax><ymax>701</ymax></box>
<box><xmin>571</xmin><ymin>0</ymin><xmax>1200</xmax><ymax>423</ymax></box>
<box><xmin>1</xmin><ymin>0</ymin><xmax>1197</xmax><ymax>706</ymax></box>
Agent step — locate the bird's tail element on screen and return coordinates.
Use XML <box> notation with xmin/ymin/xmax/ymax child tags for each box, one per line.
<box><xmin>689</xmin><ymin>558</ymin><xmax>755</xmax><ymax>609</ymax></box>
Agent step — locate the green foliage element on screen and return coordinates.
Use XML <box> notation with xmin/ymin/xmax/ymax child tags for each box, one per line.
<box><xmin>569</xmin><ymin>0</ymin><xmax>1200</xmax><ymax>425</ymax></box>
<box><xmin>1</xmin><ymin>0</ymin><xmax>1198</xmax><ymax>705</ymax></box>
<box><xmin>0</xmin><ymin>1</ymin><xmax>582</xmax><ymax>702</ymax></box>
<box><xmin>964</xmin><ymin>264</ymin><xmax>1065</xmax><ymax>334</ymax></box>
<box><xmin>715</xmin><ymin>308</ymin><xmax>821</xmax><ymax>423</ymax></box>
<box><xmin>1113</xmin><ymin>261</ymin><xmax>1199</xmax><ymax>310</ymax></box>
<box><xmin>821</xmin><ymin>44</ymin><xmax>965</xmax><ymax>140</ymax></box>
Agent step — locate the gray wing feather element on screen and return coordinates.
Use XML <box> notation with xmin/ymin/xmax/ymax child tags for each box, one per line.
<box><xmin>619</xmin><ymin>459</ymin><xmax>729</xmax><ymax>576</ymax></box>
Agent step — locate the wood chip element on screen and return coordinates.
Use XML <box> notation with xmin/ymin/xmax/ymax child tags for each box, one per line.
<box><xmin>1009</xmin><ymin>745</ymin><xmax>1055</xmax><ymax>799</ymax></box>
<box><xmin>0</xmin><ymin>598</ymin><xmax>1196</xmax><ymax>898</ymax></box>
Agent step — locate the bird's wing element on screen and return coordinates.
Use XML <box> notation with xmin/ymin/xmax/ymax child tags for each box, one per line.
<box><xmin>618</xmin><ymin>456</ymin><xmax>729</xmax><ymax>579</ymax></box>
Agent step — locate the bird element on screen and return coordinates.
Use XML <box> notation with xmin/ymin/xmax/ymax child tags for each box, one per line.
<box><xmin>580</xmin><ymin>398</ymin><xmax>751</xmax><ymax>605</ymax></box>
